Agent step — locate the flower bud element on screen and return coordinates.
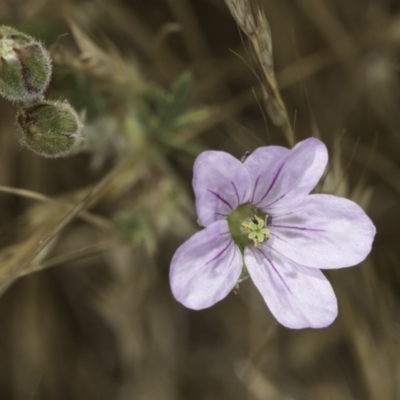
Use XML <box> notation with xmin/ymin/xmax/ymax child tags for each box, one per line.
<box><xmin>0</xmin><ymin>25</ymin><xmax>52</xmax><ymax>102</ymax></box>
<box><xmin>16</xmin><ymin>100</ymin><xmax>83</xmax><ymax>158</ymax></box>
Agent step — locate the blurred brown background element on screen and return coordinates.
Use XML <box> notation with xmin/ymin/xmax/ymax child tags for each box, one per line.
<box><xmin>0</xmin><ymin>0</ymin><xmax>399</xmax><ymax>399</ymax></box>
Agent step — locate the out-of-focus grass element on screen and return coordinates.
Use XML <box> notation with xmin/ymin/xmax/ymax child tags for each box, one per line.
<box><xmin>0</xmin><ymin>0</ymin><xmax>399</xmax><ymax>399</ymax></box>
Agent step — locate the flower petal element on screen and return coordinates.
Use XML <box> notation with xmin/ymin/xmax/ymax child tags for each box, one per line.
<box><xmin>269</xmin><ymin>194</ymin><xmax>376</xmax><ymax>269</ymax></box>
<box><xmin>170</xmin><ymin>220</ymin><xmax>243</xmax><ymax>310</ymax></box>
<box><xmin>245</xmin><ymin>246</ymin><xmax>338</xmax><ymax>329</ymax></box>
<box><xmin>244</xmin><ymin>138</ymin><xmax>328</xmax><ymax>213</ymax></box>
<box><xmin>193</xmin><ymin>151</ymin><xmax>252</xmax><ymax>227</ymax></box>
<box><xmin>244</xmin><ymin>144</ymin><xmax>290</xmax><ymax>202</ymax></box>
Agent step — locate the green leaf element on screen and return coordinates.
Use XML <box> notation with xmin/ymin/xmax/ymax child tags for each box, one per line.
<box><xmin>171</xmin><ymin>108</ymin><xmax>211</xmax><ymax>131</ymax></box>
<box><xmin>156</xmin><ymin>72</ymin><xmax>193</xmax><ymax>130</ymax></box>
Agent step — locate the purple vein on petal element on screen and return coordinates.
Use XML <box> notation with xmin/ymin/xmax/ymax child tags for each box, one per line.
<box><xmin>271</xmin><ymin>225</ymin><xmax>325</xmax><ymax>232</ymax></box>
<box><xmin>262</xmin><ymin>192</ymin><xmax>287</xmax><ymax>209</ymax></box>
<box><xmin>270</xmin><ymin>232</ymin><xmax>291</xmax><ymax>245</ymax></box>
<box><xmin>214</xmin><ymin>246</ymin><xmax>238</xmax><ymax>295</ymax></box>
<box><xmin>254</xmin><ymin>163</ymin><xmax>285</xmax><ymax>207</ymax></box>
<box><xmin>207</xmin><ymin>189</ymin><xmax>233</xmax><ymax>210</ymax></box>
<box><xmin>227</xmin><ymin>244</ymin><xmax>237</xmax><ymax>269</ymax></box>
<box><xmin>230</xmin><ymin>181</ymin><xmax>240</xmax><ymax>205</ymax></box>
<box><xmin>218</xmin><ymin>231</ymin><xmax>231</xmax><ymax>236</ymax></box>
<box><xmin>206</xmin><ymin>240</ymin><xmax>232</xmax><ymax>265</ymax></box>
<box><xmin>258</xmin><ymin>248</ymin><xmax>292</xmax><ymax>294</ymax></box>
<box><xmin>251</xmin><ymin>175</ymin><xmax>261</xmax><ymax>204</ymax></box>
<box><xmin>215</xmin><ymin>212</ymin><xmax>229</xmax><ymax>218</ymax></box>
<box><xmin>271</xmin><ymin>209</ymin><xmax>300</xmax><ymax>219</ymax></box>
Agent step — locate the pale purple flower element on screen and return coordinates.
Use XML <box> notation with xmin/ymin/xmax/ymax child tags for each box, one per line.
<box><xmin>169</xmin><ymin>138</ymin><xmax>376</xmax><ymax>329</ymax></box>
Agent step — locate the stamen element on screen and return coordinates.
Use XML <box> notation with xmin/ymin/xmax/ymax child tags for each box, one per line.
<box><xmin>241</xmin><ymin>214</ymin><xmax>270</xmax><ymax>248</ymax></box>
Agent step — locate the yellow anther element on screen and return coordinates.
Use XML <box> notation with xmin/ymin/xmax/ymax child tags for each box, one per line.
<box><xmin>240</xmin><ymin>214</ymin><xmax>270</xmax><ymax>248</ymax></box>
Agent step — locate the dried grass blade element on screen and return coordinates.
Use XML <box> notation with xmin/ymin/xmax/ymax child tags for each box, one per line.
<box><xmin>15</xmin><ymin>239</ymin><xmax>122</xmax><ymax>279</ymax></box>
<box><xmin>0</xmin><ymin>158</ymin><xmax>131</xmax><ymax>297</ymax></box>
<box><xmin>0</xmin><ymin>185</ymin><xmax>116</xmax><ymax>232</ymax></box>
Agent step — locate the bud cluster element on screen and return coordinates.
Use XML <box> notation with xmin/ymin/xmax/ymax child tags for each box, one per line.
<box><xmin>0</xmin><ymin>25</ymin><xmax>83</xmax><ymax>158</ymax></box>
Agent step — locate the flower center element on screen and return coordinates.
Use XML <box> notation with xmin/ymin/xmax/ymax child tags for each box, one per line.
<box><xmin>227</xmin><ymin>204</ymin><xmax>271</xmax><ymax>251</ymax></box>
<box><xmin>241</xmin><ymin>215</ymin><xmax>270</xmax><ymax>248</ymax></box>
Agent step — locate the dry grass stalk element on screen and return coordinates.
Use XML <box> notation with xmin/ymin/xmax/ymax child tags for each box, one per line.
<box><xmin>50</xmin><ymin>20</ymin><xmax>147</xmax><ymax>93</ymax></box>
<box><xmin>0</xmin><ymin>157</ymin><xmax>132</xmax><ymax>296</ymax></box>
<box><xmin>0</xmin><ymin>185</ymin><xmax>115</xmax><ymax>231</ymax></box>
<box><xmin>0</xmin><ymin>152</ymin><xmax>151</xmax><ymax>285</ymax></box>
<box><xmin>224</xmin><ymin>0</ymin><xmax>295</xmax><ymax>146</ymax></box>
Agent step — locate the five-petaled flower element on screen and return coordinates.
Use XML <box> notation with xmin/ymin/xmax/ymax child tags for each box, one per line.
<box><xmin>169</xmin><ymin>138</ymin><xmax>376</xmax><ymax>329</ymax></box>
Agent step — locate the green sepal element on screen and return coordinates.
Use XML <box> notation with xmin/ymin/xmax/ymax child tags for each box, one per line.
<box><xmin>0</xmin><ymin>25</ymin><xmax>52</xmax><ymax>102</ymax></box>
<box><xmin>16</xmin><ymin>100</ymin><xmax>83</xmax><ymax>158</ymax></box>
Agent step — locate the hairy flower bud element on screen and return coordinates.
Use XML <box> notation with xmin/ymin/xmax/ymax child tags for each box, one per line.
<box><xmin>0</xmin><ymin>25</ymin><xmax>52</xmax><ymax>102</ymax></box>
<box><xmin>16</xmin><ymin>100</ymin><xmax>83</xmax><ymax>158</ymax></box>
